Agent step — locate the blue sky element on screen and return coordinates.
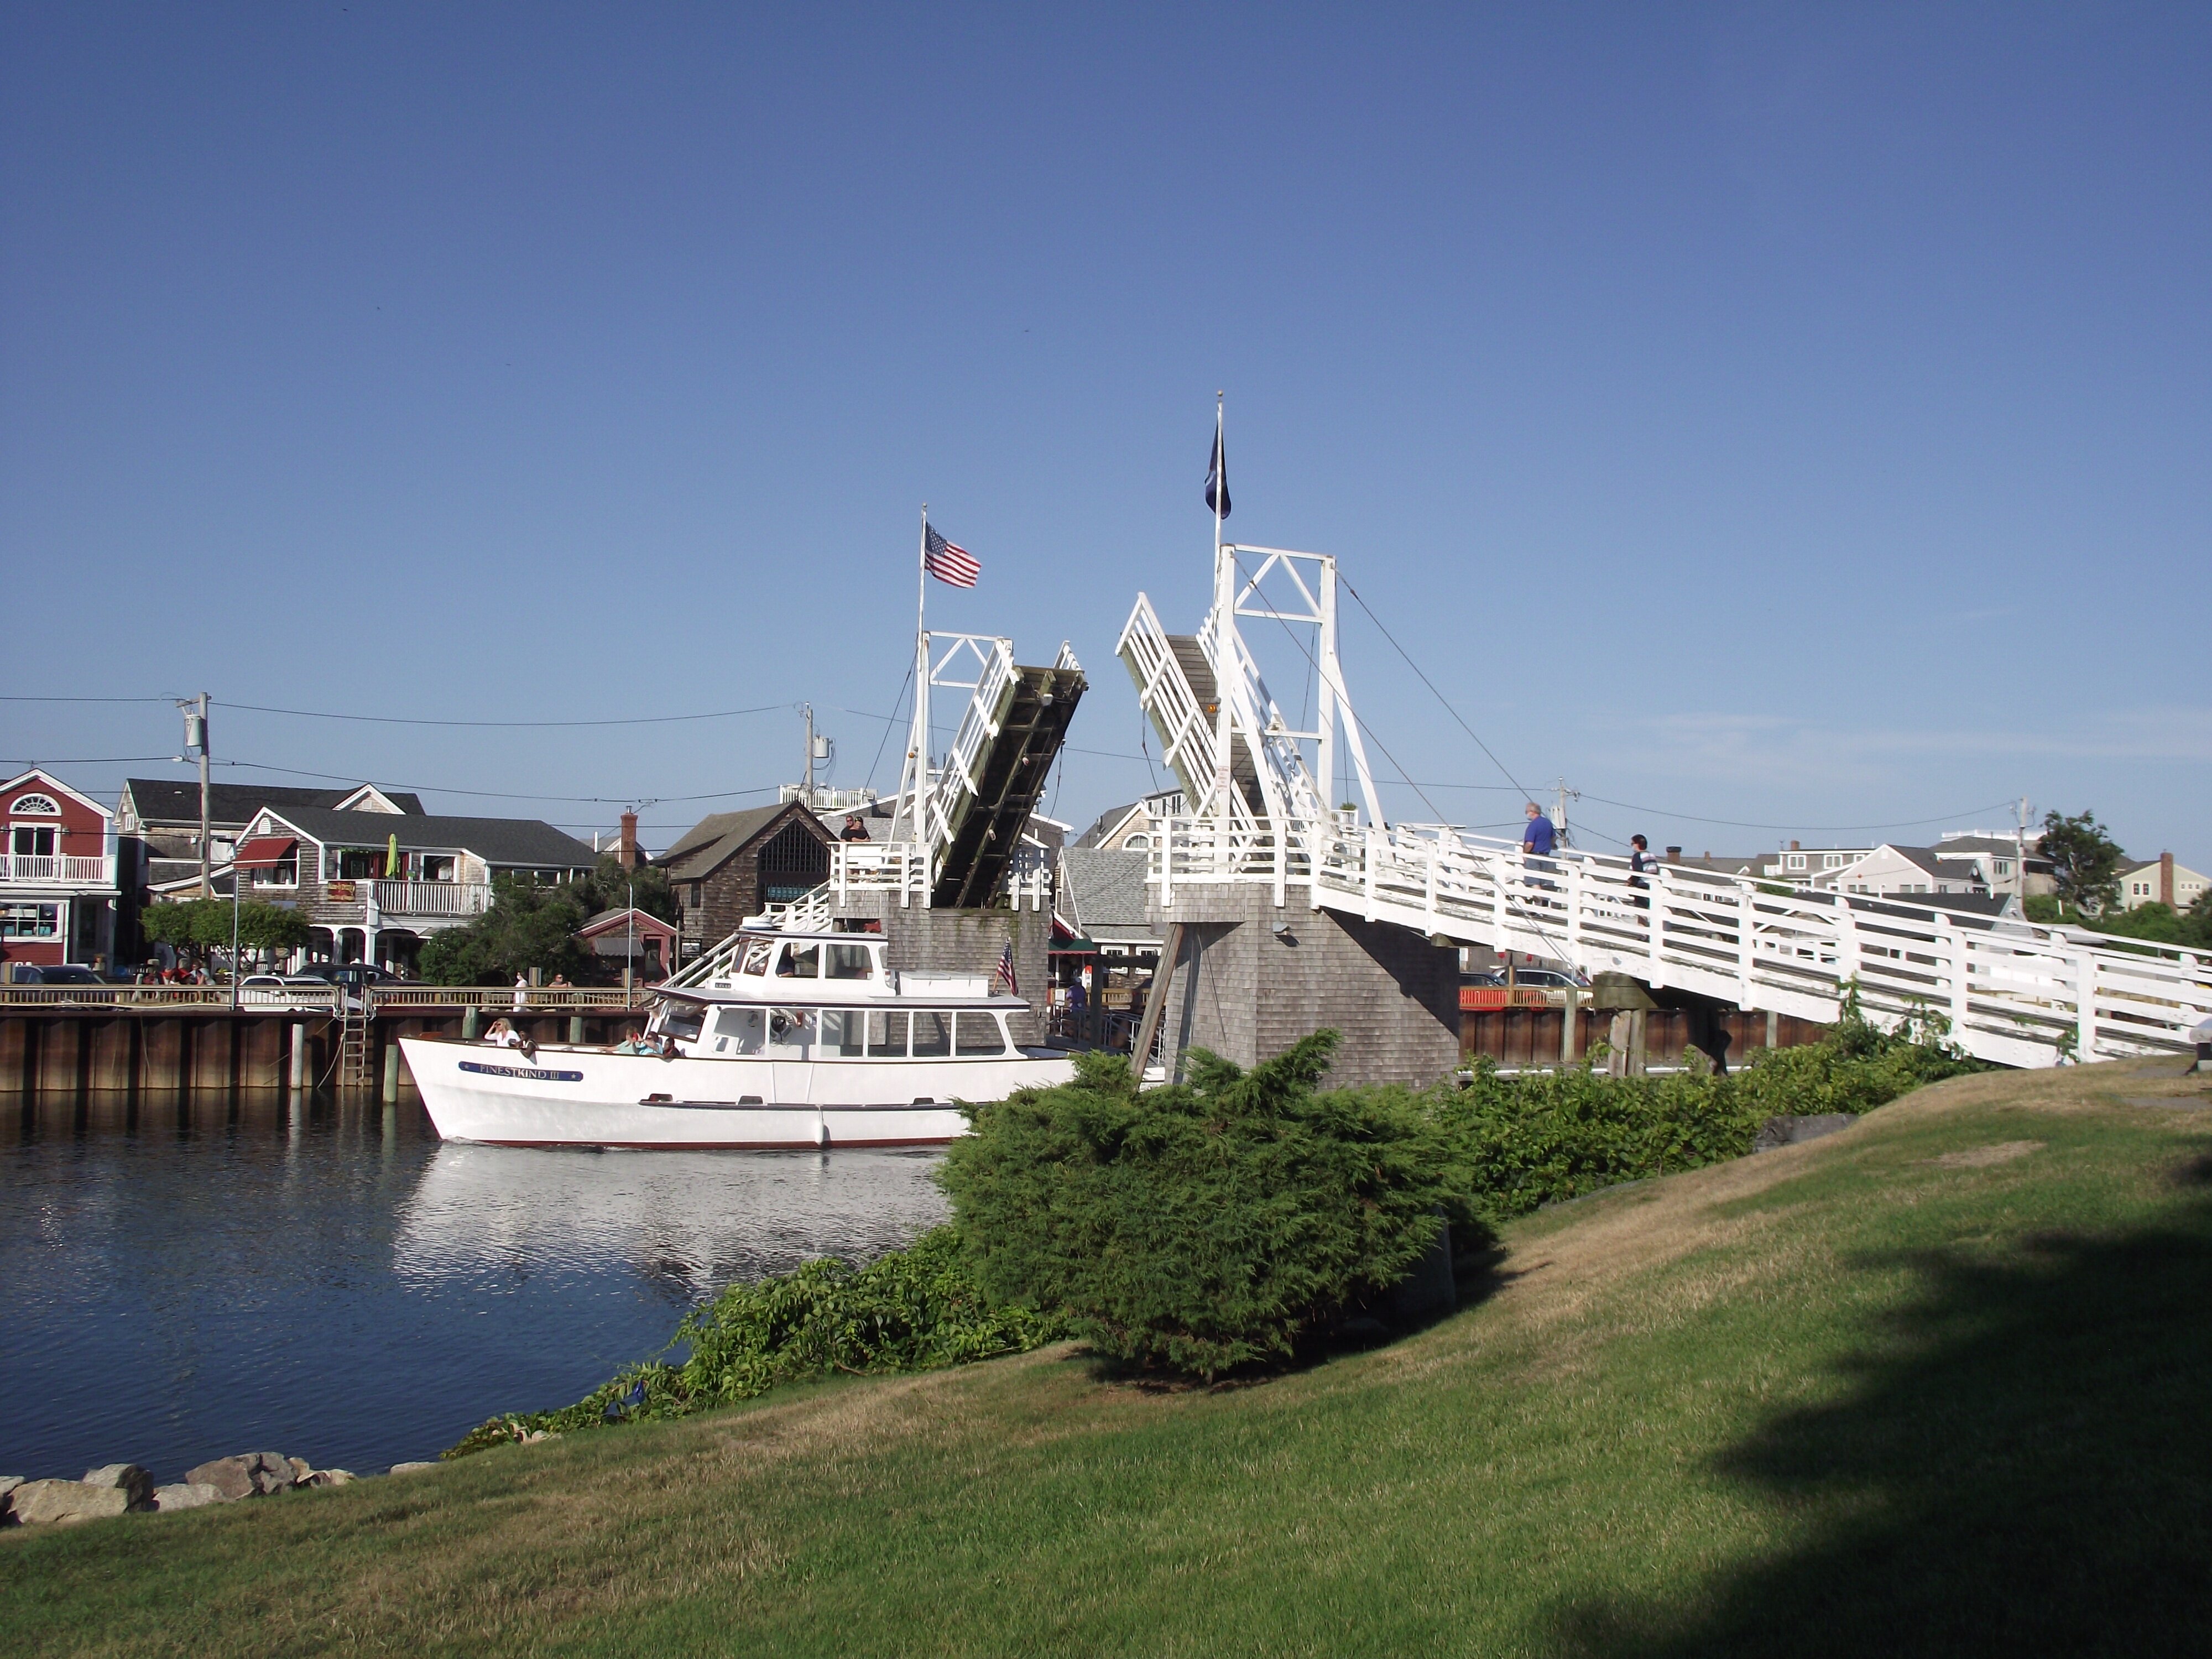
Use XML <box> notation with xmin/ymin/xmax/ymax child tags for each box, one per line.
<box><xmin>4</xmin><ymin>4</ymin><xmax>2206</xmax><ymax>864</ymax></box>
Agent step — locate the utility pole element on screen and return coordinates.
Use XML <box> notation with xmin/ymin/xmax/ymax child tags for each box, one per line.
<box><xmin>1553</xmin><ymin>778</ymin><xmax>1578</xmax><ymax>849</ymax></box>
<box><xmin>802</xmin><ymin>703</ymin><xmax>816</xmax><ymax>805</ymax></box>
<box><xmin>179</xmin><ymin>693</ymin><xmax>211</xmax><ymax>897</ymax></box>
<box><xmin>2015</xmin><ymin>795</ymin><xmax>2032</xmax><ymax>905</ymax></box>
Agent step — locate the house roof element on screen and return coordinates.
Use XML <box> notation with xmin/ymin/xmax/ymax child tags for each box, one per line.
<box><xmin>124</xmin><ymin>779</ymin><xmax>426</xmax><ymax>828</ymax></box>
<box><xmin>656</xmin><ymin>802</ymin><xmax>827</xmax><ymax>880</ymax></box>
<box><xmin>1884</xmin><ymin>844</ymin><xmax>1988</xmax><ymax>883</ymax></box>
<box><xmin>3</xmin><ymin>768</ymin><xmax>112</xmax><ymax>820</ymax></box>
<box><xmin>253</xmin><ymin>806</ymin><xmax>596</xmax><ymax>867</ymax></box>
<box><xmin>1073</xmin><ymin>801</ymin><xmax>1144</xmax><ymax>849</ymax></box>
<box><xmin>577</xmin><ymin>906</ymin><xmax>679</xmax><ymax>940</ymax></box>
<box><xmin>1058</xmin><ymin>848</ymin><xmax>1159</xmax><ymax>943</ymax></box>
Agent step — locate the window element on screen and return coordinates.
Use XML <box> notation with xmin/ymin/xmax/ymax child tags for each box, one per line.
<box><xmin>826</xmin><ymin>942</ymin><xmax>873</xmax><ymax>980</ymax></box>
<box><xmin>689</xmin><ymin>882</ymin><xmax>703</xmax><ymax>908</ymax></box>
<box><xmin>910</xmin><ymin>1011</ymin><xmax>951</xmax><ymax>1058</ymax></box>
<box><xmin>1124</xmin><ymin>834</ymin><xmax>1150</xmax><ymax>850</ymax></box>
<box><xmin>1785</xmin><ymin>853</ymin><xmax>1807</xmax><ymax>871</ymax></box>
<box><xmin>12</xmin><ymin>826</ymin><xmax>56</xmax><ymax>858</ymax></box>
<box><xmin>1823</xmin><ymin>854</ymin><xmax>1844</xmax><ymax>869</ymax></box>
<box><xmin>651</xmin><ymin>1004</ymin><xmax>706</xmax><ymax>1042</ymax></box>
<box><xmin>337</xmin><ymin>848</ymin><xmax>383</xmax><ymax>879</ymax></box>
<box><xmin>1995</xmin><ymin>860</ymin><xmax>2011</xmax><ymax>877</ymax></box>
<box><xmin>954</xmin><ymin>1013</ymin><xmax>1007</xmax><ymax>1056</ymax></box>
<box><xmin>11</xmin><ymin>794</ymin><xmax>59</xmax><ymax>816</ymax></box>
<box><xmin>818</xmin><ymin>1009</ymin><xmax>865</xmax><ymax>1056</ymax></box>
<box><xmin>740</xmin><ymin>939</ymin><xmax>775</xmax><ymax>976</ymax></box>
<box><xmin>250</xmin><ymin>859</ymin><xmax>298</xmax><ymax>888</ymax></box>
<box><xmin>1</xmin><ymin>902</ymin><xmax>58</xmax><ymax>938</ymax></box>
<box><xmin>711</xmin><ymin>1007</ymin><xmax>763</xmax><ymax>1055</ymax></box>
<box><xmin>418</xmin><ymin>854</ymin><xmax>455</xmax><ymax>883</ymax></box>
<box><xmin>867</xmin><ymin>1011</ymin><xmax>909</xmax><ymax>1057</ymax></box>
<box><xmin>778</xmin><ymin>943</ymin><xmax>820</xmax><ymax>978</ymax></box>
<box><xmin>766</xmin><ymin>1008</ymin><xmax>813</xmax><ymax>1053</ymax></box>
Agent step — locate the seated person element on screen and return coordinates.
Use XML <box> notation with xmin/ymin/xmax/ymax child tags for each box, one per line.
<box><xmin>608</xmin><ymin>1025</ymin><xmax>652</xmax><ymax>1055</ymax></box>
<box><xmin>484</xmin><ymin>1018</ymin><xmax>524</xmax><ymax>1049</ymax></box>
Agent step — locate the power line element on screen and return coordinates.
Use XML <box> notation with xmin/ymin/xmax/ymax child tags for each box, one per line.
<box><xmin>218</xmin><ymin>700</ymin><xmax>791</xmax><ymax>729</ymax></box>
<box><xmin>1340</xmin><ymin>577</ymin><xmax>1536</xmax><ymax>804</ymax></box>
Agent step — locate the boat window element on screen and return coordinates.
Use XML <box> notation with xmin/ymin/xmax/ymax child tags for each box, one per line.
<box><xmin>910</xmin><ymin>1011</ymin><xmax>951</xmax><ymax>1059</ymax></box>
<box><xmin>778</xmin><ymin>943</ymin><xmax>820</xmax><ymax>978</ymax></box>
<box><xmin>712</xmin><ymin>1007</ymin><xmax>763</xmax><ymax>1056</ymax></box>
<box><xmin>955</xmin><ymin>1012</ymin><xmax>1008</xmax><ymax>1057</ymax></box>
<box><xmin>651</xmin><ymin>1004</ymin><xmax>705</xmax><ymax>1042</ymax></box>
<box><xmin>866</xmin><ymin>1011</ymin><xmax>908</xmax><ymax>1057</ymax></box>
<box><xmin>825</xmin><ymin>942</ymin><xmax>874</xmax><ymax>981</ymax></box>
<box><xmin>818</xmin><ymin>1009</ymin><xmax>864</xmax><ymax>1057</ymax></box>
<box><xmin>767</xmin><ymin>1008</ymin><xmax>813</xmax><ymax>1053</ymax></box>
<box><xmin>740</xmin><ymin>940</ymin><xmax>774</xmax><ymax>977</ymax></box>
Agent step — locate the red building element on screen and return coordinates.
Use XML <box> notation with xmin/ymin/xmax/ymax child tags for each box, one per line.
<box><xmin>1</xmin><ymin>769</ymin><xmax>118</xmax><ymax>972</ymax></box>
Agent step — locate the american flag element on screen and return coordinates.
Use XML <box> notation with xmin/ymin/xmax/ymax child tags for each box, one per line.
<box><xmin>995</xmin><ymin>940</ymin><xmax>1019</xmax><ymax>996</ymax></box>
<box><xmin>924</xmin><ymin>523</ymin><xmax>980</xmax><ymax>588</ymax></box>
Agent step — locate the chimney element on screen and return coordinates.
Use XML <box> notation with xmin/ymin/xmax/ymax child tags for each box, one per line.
<box><xmin>1790</xmin><ymin>839</ymin><xmax>1801</xmax><ymax>852</ymax></box>
<box><xmin>618</xmin><ymin>810</ymin><xmax>638</xmax><ymax>870</ymax></box>
<box><xmin>1666</xmin><ymin>846</ymin><xmax>1683</xmax><ymax>862</ymax></box>
<box><xmin>2161</xmin><ymin>851</ymin><xmax>2174</xmax><ymax>906</ymax></box>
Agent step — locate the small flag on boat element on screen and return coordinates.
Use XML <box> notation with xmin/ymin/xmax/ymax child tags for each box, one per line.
<box><xmin>924</xmin><ymin>523</ymin><xmax>980</xmax><ymax>588</ymax></box>
<box><xmin>1204</xmin><ymin>421</ymin><xmax>1230</xmax><ymax>519</ymax></box>
<box><xmin>995</xmin><ymin>940</ymin><xmax>1019</xmax><ymax>996</ymax></box>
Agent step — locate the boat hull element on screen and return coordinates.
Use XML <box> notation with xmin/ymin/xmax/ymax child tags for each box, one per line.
<box><xmin>397</xmin><ymin>1037</ymin><xmax>1073</xmax><ymax>1149</ymax></box>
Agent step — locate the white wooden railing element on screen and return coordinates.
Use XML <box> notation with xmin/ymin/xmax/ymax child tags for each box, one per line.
<box><xmin>369</xmin><ymin>880</ymin><xmax>492</xmax><ymax>918</ymax></box>
<box><xmin>1149</xmin><ymin>816</ymin><xmax>2212</xmax><ymax>1068</ymax></box>
<box><xmin>1</xmin><ymin>853</ymin><xmax>114</xmax><ymax>885</ymax></box>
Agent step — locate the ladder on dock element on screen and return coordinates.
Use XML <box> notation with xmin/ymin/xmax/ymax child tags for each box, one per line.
<box><xmin>337</xmin><ymin>1003</ymin><xmax>374</xmax><ymax>1089</ymax></box>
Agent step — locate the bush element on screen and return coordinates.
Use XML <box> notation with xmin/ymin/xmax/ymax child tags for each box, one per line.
<box><xmin>418</xmin><ymin>877</ymin><xmax>591</xmax><ymax>985</ymax></box>
<box><xmin>447</xmin><ymin>1227</ymin><xmax>1059</xmax><ymax>1457</ymax></box>
<box><xmin>1436</xmin><ymin>997</ymin><xmax>1988</xmax><ymax>1223</ymax></box>
<box><xmin>938</xmin><ymin>1034</ymin><xmax>1470</xmax><ymax>1381</ymax></box>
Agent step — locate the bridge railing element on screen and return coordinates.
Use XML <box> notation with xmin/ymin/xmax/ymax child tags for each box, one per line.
<box><xmin>1148</xmin><ymin>815</ymin><xmax>2212</xmax><ymax>1067</ymax></box>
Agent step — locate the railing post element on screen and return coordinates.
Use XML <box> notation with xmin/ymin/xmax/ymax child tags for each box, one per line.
<box><xmin>1737</xmin><ymin>879</ymin><xmax>1755</xmax><ymax>1005</ymax></box>
<box><xmin>1363</xmin><ymin>827</ymin><xmax>1378</xmax><ymax>921</ymax></box>
<box><xmin>2075</xmin><ymin>947</ymin><xmax>2097</xmax><ymax>1061</ymax></box>
<box><xmin>1942</xmin><ymin>915</ymin><xmax>1971</xmax><ymax>1036</ymax></box>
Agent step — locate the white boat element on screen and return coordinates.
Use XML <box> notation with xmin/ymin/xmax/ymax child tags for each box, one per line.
<box><xmin>399</xmin><ymin>928</ymin><xmax>1074</xmax><ymax>1149</ymax></box>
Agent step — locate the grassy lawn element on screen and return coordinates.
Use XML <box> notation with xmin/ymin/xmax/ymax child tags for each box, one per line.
<box><xmin>8</xmin><ymin>1058</ymin><xmax>2211</xmax><ymax>1656</ymax></box>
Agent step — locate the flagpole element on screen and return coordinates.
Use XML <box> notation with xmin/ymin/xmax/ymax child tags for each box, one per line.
<box><xmin>1211</xmin><ymin>392</ymin><xmax>1234</xmax><ymax>821</ymax></box>
<box><xmin>898</xmin><ymin>505</ymin><xmax>930</xmax><ymax>846</ymax></box>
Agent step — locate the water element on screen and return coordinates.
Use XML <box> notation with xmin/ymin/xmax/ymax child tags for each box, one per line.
<box><xmin>0</xmin><ymin>1092</ymin><xmax>949</xmax><ymax>1483</ymax></box>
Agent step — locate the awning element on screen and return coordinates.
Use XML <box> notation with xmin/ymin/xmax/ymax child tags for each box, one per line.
<box><xmin>233</xmin><ymin>836</ymin><xmax>298</xmax><ymax>869</ymax></box>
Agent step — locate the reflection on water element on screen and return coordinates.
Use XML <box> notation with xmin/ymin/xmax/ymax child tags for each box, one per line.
<box><xmin>1</xmin><ymin>1091</ymin><xmax>948</xmax><ymax>1482</ymax></box>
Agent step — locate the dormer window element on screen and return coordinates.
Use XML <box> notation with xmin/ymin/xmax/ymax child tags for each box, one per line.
<box><xmin>1785</xmin><ymin>853</ymin><xmax>1807</xmax><ymax>871</ymax></box>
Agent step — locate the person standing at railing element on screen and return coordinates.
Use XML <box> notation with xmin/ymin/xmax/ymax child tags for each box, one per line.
<box><xmin>1522</xmin><ymin>802</ymin><xmax>1559</xmax><ymax>891</ymax></box>
<box><xmin>513</xmin><ymin>973</ymin><xmax>528</xmax><ymax>1013</ymax></box>
<box><xmin>840</xmin><ymin>815</ymin><xmax>871</xmax><ymax>843</ymax></box>
<box><xmin>1629</xmin><ymin>834</ymin><xmax>1655</xmax><ymax>918</ymax></box>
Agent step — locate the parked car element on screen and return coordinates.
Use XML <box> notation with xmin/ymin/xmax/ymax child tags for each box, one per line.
<box><xmin>8</xmin><ymin>964</ymin><xmax>123</xmax><ymax>988</ymax></box>
<box><xmin>294</xmin><ymin>963</ymin><xmax>413</xmax><ymax>990</ymax></box>
<box><xmin>1461</xmin><ymin>966</ymin><xmax>1588</xmax><ymax>990</ymax></box>
<box><xmin>237</xmin><ymin>974</ymin><xmax>339</xmax><ymax>1010</ymax></box>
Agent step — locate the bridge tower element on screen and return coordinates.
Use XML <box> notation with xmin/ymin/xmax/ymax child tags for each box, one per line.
<box><xmin>1117</xmin><ymin>541</ymin><xmax>1463</xmax><ymax>1088</ymax></box>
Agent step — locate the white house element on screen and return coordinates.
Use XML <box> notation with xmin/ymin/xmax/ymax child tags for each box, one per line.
<box><xmin>1823</xmin><ymin>843</ymin><xmax>1991</xmax><ymax>899</ymax></box>
<box><xmin>2116</xmin><ymin>853</ymin><xmax>2208</xmax><ymax>913</ymax></box>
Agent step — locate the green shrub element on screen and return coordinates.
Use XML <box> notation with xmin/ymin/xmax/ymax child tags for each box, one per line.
<box><xmin>938</xmin><ymin>1034</ymin><xmax>1470</xmax><ymax>1381</ymax></box>
<box><xmin>447</xmin><ymin>1226</ymin><xmax>1060</xmax><ymax>1457</ymax></box>
<box><xmin>1437</xmin><ymin>998</ymin><xmax>1988</xmax><ymax>1223</ymax></box>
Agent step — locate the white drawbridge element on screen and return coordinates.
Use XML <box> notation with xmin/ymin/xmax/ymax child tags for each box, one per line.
<box><xmin>1120</xmin><ymin>549</ymin><xmax>2211</xmax><ymax>1070</ymax></box>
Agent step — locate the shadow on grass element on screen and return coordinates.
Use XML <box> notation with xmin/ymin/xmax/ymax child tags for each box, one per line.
<box><xmin>1557</xmin><ymin>1173</ymin><xmax>2212</xmax><ymax>1657</ymax></box>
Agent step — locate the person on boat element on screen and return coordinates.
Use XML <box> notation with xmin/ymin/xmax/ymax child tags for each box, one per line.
<box><xmin>609</xmin><ymin>1026</ymin><xmax>652</xmax><ymax>1055</ymax></box>
<box><xmin>485</xmin><ymin>1018</ymin><xmax>522</xmax><ymax>1048</ymax></box>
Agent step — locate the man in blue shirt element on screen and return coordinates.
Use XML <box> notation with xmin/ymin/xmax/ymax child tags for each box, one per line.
<box><xmin>1522</xmin><ymin>802</ymin><xmax>1558</xmax><ymax>892</ymax></box>
<box><xmin>1522</xmin><ymin>802</ymin><xmax>1556</xmax><ymax>857</ymax></box>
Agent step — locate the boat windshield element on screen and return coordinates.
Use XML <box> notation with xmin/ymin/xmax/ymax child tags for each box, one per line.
<box><xmin>649</xmin><ymin>1003</ymin><xmax>706</xmax><ymax>1042</ymax></box>
<box><xmin>778</xmin><ymin>943</ymin><xmax>820</xmax><ymax>978</ymax></box>
<box><xmin>739</xmin><ymin>939</ymin><xmax>774</xmax><ymax>976</ymax></box>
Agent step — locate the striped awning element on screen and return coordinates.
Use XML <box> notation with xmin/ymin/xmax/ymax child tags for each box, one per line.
<box><xmin>233</xmin><ymin>836</ymin><xmax>297</xmax><ymax>869</ymax></box>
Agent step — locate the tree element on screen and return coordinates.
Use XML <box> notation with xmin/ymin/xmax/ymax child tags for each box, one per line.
<box><xmin>576</xmin><ymin>854</ymin><xmax>676</xmax><ymax>924</ymax></box>
<box><xmin>138</xmin><ymin>898</ymin><xmax>310</xmax><ymax>971</ymax></box>
<box><xmin>2038</xmin><ymin>809</ymin><xmax>2124</xmax><ymax>915</ymax></box>
<box><xmin>418</xmin><ymin>877</ymin><xmax>591</xmax><ymax>985</ymax></box>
